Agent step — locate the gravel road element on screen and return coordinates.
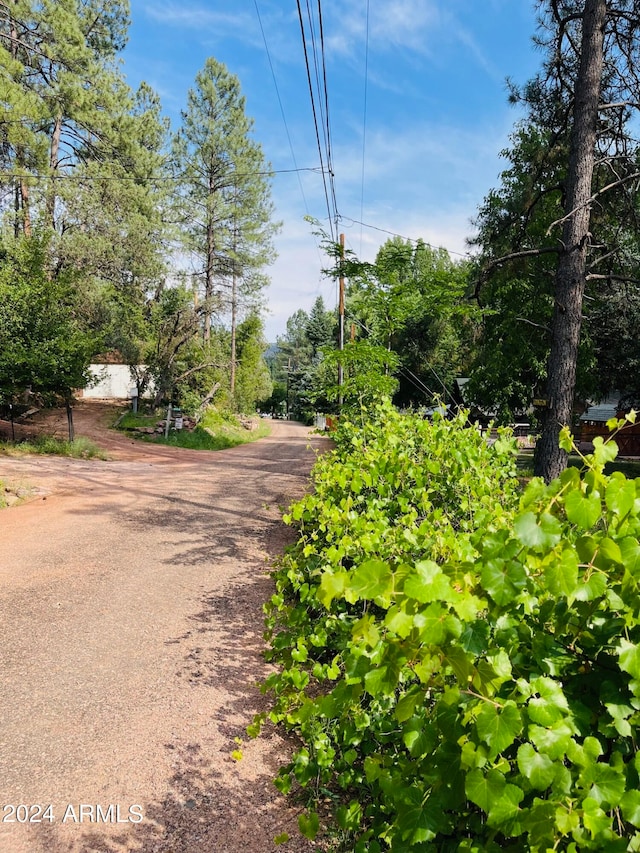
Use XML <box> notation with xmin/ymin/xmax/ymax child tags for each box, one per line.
<box><xmin>0</xmin><ymin>405</ymin><xmax>329</xmax><ymax>853</ymax></box>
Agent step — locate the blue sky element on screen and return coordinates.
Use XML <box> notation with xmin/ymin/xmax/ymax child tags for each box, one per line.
<box><xmin>123</xmin><ymin>0</ymin><xmax>542</xmax><ymax>340</ymax></box>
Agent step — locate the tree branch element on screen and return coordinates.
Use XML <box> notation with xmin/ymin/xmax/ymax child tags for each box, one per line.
<box><xmin>516</xmin><ymin>317</ymin><xmax>552</xmax><ymax>333</ymax></box>
<box><xmin>546</xmin><ymin>170</ymin><xmax>640</xmax><ymax>235</ymax></box>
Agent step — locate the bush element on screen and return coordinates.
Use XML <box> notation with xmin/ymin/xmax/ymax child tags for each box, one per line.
<box><xmin>258</xmin><ymin>404</ymin><xmax>640</xmax><ymax>851</ymax></box>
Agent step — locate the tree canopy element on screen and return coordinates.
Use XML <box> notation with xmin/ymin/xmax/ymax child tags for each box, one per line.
<box><xmin>0</xmin><ymin>3</ymin><xmax>279</xmax><ymax>419</ymax></box>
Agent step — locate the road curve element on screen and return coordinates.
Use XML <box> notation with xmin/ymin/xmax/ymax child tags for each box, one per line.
<box><xmin>0</xmin><ymin>417</ymin><xmax>329</xmax><ymax>853</ymax></box>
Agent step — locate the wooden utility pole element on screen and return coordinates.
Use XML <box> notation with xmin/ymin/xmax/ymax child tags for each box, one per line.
<box><xmin>338</xmin><ymin>233</ymin><xmax>345</xmax><ymax>406</ymax></box>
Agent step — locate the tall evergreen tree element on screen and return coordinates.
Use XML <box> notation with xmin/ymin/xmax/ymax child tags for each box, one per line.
<box><xmin>0</xmin><ymin>0</ymin><xmax>132</xmax><ymax>233</ymax></box>
<box><xmin>474</xmin><ymin>1</ymin><xmax>640</xmax><ymax>481</ymax></box>
<box><xmin>171</xmin><ymin>57</ymin><xmax>277</xmax><ymax>352</ymax></box>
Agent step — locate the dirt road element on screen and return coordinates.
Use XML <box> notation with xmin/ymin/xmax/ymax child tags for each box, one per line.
<box><xmin>0</xmin><ymin>404</ymin><xmax>329</xmax><ymax>853</ymax></box>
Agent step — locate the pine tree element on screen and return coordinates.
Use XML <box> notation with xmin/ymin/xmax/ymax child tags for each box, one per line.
<box><xmin>171</xmin><ymin>57</ymin><xmax>277</xmax><ymax>350</ymax></box>
<box><xmin>474</xmin><ymin>0</ymin><xmax>640</xmax><ymax>480</ymax></box>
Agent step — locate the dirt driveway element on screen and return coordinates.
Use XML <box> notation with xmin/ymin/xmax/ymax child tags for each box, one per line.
<box><xmin>0</xmin><ymin>403</ymin><xmax>329</xmax><ymax>853</ymax></box>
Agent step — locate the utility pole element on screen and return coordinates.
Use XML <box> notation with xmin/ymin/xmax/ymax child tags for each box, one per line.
<box><xmin>338</xmin><ymin>233</ymin><xmax>345</xmax><ymax>407</ymax></box>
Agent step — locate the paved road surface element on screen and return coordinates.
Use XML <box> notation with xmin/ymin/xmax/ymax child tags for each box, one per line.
<box><xmin>0</xmin><ymin>414</ymin><xmax>328</xmax><ymax>852</ymax></box>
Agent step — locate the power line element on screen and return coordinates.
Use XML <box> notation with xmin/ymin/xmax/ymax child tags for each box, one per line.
<box><xmin>339</xmin><ymin>215</ymin><xmax>473</xmax><ymax>259</ymax></box>
<box><xmin>295</xmin><ymin>0</ymin><xmax>339</xmax><ymax>242</ymax></box>
<box><xmin>346</xmin><ymin>314</ymin><xmax>438</xmax><ymax>400</ymax></box>
<box><xmin>359</xmin><ymin>0</ymin><xmax>370</xmax><ymax>256</ymax></box>
<box><xmin>296</xmin><ymin>0</ymin><xmax>335</xmax><ymax>241</ymax></box>
<box><xmin>253</xmin><ymin>0</ymin><xmax>313</xmax><ymax>218</ymax></box>
<box><xmin>315</xmin><ymin>0</ymin><xmax>339</xmax><ymax>233</ymax></box>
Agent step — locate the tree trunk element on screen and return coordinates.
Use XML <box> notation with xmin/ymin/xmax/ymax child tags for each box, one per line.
<box><xmin>230</xmin><ymin>272</ymin><xmax>237</xmax><ymax>395</ymax></box>
<box><xmin>204</xmin><ymin>172</ymin><xmax>216</xmax><ymax>346</ymax></box>
<box><xmin>47</xmin><ymin>115</ymin><xmax>62</xmax><ymax>229</ymax></box>
<box><xmin>10</xmin><ymin>3</ymin><xmax>31</xmax><ymax>237</ymax></box>
<box><xmin>66</xmin><ymin>399</ymin><xmax>75</xmax><ymax>442</ymax></box>
<box><xmin>195</xmin><ymin>381</ymin><xmax>221</xmax><ymax>423</ymax></box>
<box><xmin>534</xmin><ymin>0</ymin><xmax>606</xmax><ymax>482</ymax></box>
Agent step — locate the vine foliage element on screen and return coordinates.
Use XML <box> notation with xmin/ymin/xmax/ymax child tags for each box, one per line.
<box><xmin>255</xmin><ymin>402</ymin><xmax>640</xmax><ymax>851</ymax></box>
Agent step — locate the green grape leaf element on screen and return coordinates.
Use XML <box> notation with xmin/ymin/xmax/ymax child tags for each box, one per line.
<box><xmin>396</xmin><ymin>788</ymin><xmax>440</xmax><ymax>844</ymax></box>
<box><xmin>564</xmin><ymin>489</ymin><xmax>601</xmax><ymax>529</ymax></box>
<box><xmin>544</xmin><ymin>548</ymin><xmax>578</xmax><ymax>598</ymax></box>
<box><xmin>517</xmin><ymin>743</ymin><xmax>555</xmax><ymax>790</ymax></box>
<box><xmin>465</xmin><ymin>768</ymin><xmax>506</xmax><ymax>813</ymax></box>
<box><xmin>514</xmin><ymin>512</ymin><xmax>555</xmax><ymax>549</ymax></box>
<box><xmin>385</xmin><ymin>604</ymin><xmax>415</xmax><ymax>638</ymax></box>
<box><xmin>480</xmin><ymin>559</ymin><xmax>526</xmax><ymax>605</ymax></box>
<box><xmin>582</xmin><ymin>797</ymin><xmax>611</xmax><ymax>838</ymax></box>
<box><xmin>587</xmin><ymin>764</ymin><xmax>626</xmax><ymax>807</ymax></box>
<box><xmin>621</xmin><ymin>538</ymin><xmax>640</xmax><ymax>579</ymax></box>
<box><xmin>592</xmin><ymin>436</ymin><xmax>619</xmax><ymax>467</ymax></box>
<box><xmin>404</xmin><ymin>560</ymin><xmax>453</xmax><ymax>604</ymax></box>
<box><xmin>487</xmin><ymin>783</ymin><xmax>524</xmax><ymax>829</ymax></box>
<box><xmin>621</xmin><ymin>790</ymin><xmax>640</xmax><ymax>828</ymax></box>
<box><xmin>618</xmin><ymin>639</ymin><xmax>640</xmax><ymax>680</ymax></box>
<box><xmin>476</xmin><ymin>700</ymin><xmax>522</xmax><ymax>756</ymax></box>
<box><xmin>349</xmin><ymin>559</ymin><xmax>393</xmax><ymax>604</ymax></box>
<box><xmin>402</xmin><ymin>718</ymin><xmax>437</xmax><ymax>759</ymax></box>
<box><xmin>606</xmin><ymin>475</ymin><xmax>636</xmax><ymax>518</ymax></box>
<box><xmin>298</xmin><ymin>811</ymin><xmax>319</xmax><ymax>839</ymax></box>
<box><xmin>318</xmin><ymin>570</ymin><xmax>349</xmax><ymax>608</ymax></box>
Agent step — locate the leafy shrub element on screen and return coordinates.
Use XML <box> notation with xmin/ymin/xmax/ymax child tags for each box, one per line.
<box><xmin>258</xmin><ymin>404</ymin><xmax>640</xmax><ymax>851</ymax></box>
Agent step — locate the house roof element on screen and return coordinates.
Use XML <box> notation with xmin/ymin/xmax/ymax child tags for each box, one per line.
<box><xmin>580</xmin><ymin>403</ymin><xmax>618</xmax><ymax>423</ymax></box>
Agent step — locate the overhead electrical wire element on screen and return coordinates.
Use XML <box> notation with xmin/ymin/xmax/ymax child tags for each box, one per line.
<box><xmin>339</xmin><ymin>215</ymin><xmax>473</xmax><ymax>258</ymax></box>
<box><xmin>359</xmin><ymin>0</ymin><xmax>370</xmax><ymax>256</ymax></box>
<box><xmin>295</xmin><ymin>0</ymin><xmax>338</xmax><ymax>241</ymax></box>
<box><xmin>253</xmin><ymin>0</ymin><xmax>313</xmax><ymax>220</ymax></box>
<box><xmin>315</xmin><ymin>0</ymin><xmax>339</xmax><ymax>233</ymax></box>
<box><xmin>347</xmin><ymin>315</ymin><xmax>439</xmax><ymax>400</ymax></box>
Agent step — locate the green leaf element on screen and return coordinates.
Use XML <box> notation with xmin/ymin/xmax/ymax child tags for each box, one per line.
<box><xmin>364</xmin><ymin>665</ymin><xmax>389</xmax><ymax>696</ymax></box>
<box><xmin>349</xmin><ymin>559</ymin><xmax>393</xmax><ymax>604</ymax></box>
<box><xmin>525</xmin><ymin>800</ymin><xmax>556</xmax><ymax>846</ymax></box>
<box><xmin>592</xmin><ymin>436</ymin><xmax>619</xmax><ymax>467</ymax></box>
<box><xmin>565</xmin><ymin>489</ymin><xmax>601</xmax><ymax>529</ymax></box>
<box><xmin>298</xmin><ymin>811</ymin><xmax>319</xmax><ymax>839</ymax></box>
<box><xmin>574</xmin><ymin>570</ymin><xmax>607</xmax><ymax>601</ymax></box>
<box><xmin>587</xmin><ymin>764</ymin><xmax>626</xmax><ymax>807</ymax></box>
<box><xmin>395</xmin><ymin>689</ymin><xmax>421</xmax><ymax>723</ymax></box>
<box><xmin>621</xmin><ymin>791</ymin><xmax>640</xmax><ymax>828</ymax></box>
<box><xmin>559</xmin><ymin>427</ymin><xmax>574</xmax><ymax>452</ymax></box>
<box><xmin>582</xmin><ymin>797</ymin><xmax>611</xmax><ymax>838</ymax></box>
<box><xmin>318</xmin><ymin>570</ymin><xmax>348</xmax><ymax>608</ymax></box>
<box><xmin>465</xmin><ymin>768</ymin><xmax>505</xmax><ymax>813</ymax></box>
<box><xmin>514</xmin><ymin>512</ymin><xmax>557</xmax><ymax>549</ymax></box>
<box><xmin>487</xmin><ymin>783</ymin><xmax>524</xmax><ymax>829</ymax></box>
<box><xmin>618</xmin><ymin>639</ymin><xmax>640</xmax><ymax>680</ymax></box>
<box><xmin>402</xmin><ymin>718</ymin><xmax>437</xmax><ymax>759</ymax></box>
<box><xmin>544</xmin><ymin>548</ymin><xmax>578</xmax><ymax>598</ymax></box>
<box><xmin>596</xmin><ymin>536</ymin><xmax>623</xmax><ymax>567</ymax></box>
<box><xmin>414</xmin><ymin>602</ymin><xmax>450</xmax><ymax>645</ymax></box>
<box><xmin>621</xmin><ymin>538</ymin><xmax>640</xmax><ymax>579</ymax></box>
<box><xmin>445</xmin><ymin>646</ymin><xmax>474</xmax><ymax>684</ymax></box>
<box><xmin>385</xmin><ymin>604</ymin><xmax>415</xmax><ymax>638</ymax></box>
<box><xmin>404</xmin><ymin>560</ymin><xmax>453</xmax><ymax>603</ymax></box>
<box><xmin>460</xmin><ymin>620</ymin><xmax>490</xmax><ymax>655</ymax></box>
<box><xmin>528</xmin><ymin>721</ymin><xmax>574</xmax><ymax>760</ymax></box>
<box><xmin>517</xmin><ymin>743</ymin><xmax>555</xmax><ymax>790</ymax></box>
<box><xmin>480</xmin><ymin>559</ymin><xmax>526</xmax><ymax>605</ymax></box>
<box><xmin>606</xmin><ymin>475</ymin><xmax>636</xmax><ymax>518</ymax></box>
<box><xmin>396</xmin><ymin>788</ymin><xmax>440</xmax><ymax>844</ymax></box>
<box><xmin>476</xmin><ymin>701</ymin><xmax>522</xmax><ymax>756</ymax></box>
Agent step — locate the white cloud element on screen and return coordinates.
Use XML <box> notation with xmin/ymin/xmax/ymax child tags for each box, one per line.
<box><xmin>143</xmin><ymin>3</ymin><xmax>254</xmax><ymax>32</ymax></box>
